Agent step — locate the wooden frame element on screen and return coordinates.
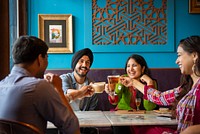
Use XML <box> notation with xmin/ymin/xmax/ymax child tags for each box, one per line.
<box><xmin>38</xmin><ymin>14</ymin><xmax>73</xmax><ymax>53</ymax></box>
<box><xmin>189</xmin><ymin>0</ymin><xmax>200</xmax><ymax>13</ymax></box>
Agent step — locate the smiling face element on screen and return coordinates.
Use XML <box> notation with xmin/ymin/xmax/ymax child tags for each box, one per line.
<box><xmin>126</xmin><ymin>58</ymin><xmax>145</xmax><ymax>79</ymax></box>
<box><xmin>74</xmin><ymin>55</ymin><xmax>91</xmax><ymax>77</ymax></box>
<box><xmin>176</xmin><ymin>45</ymin><xmax>195</xmax><ymax>75</ymax></box>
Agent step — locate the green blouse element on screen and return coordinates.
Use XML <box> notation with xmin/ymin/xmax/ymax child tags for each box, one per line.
<box><xmin>114</xmin><ymin>77</ymin><xmax>157</xmax><ymax>111</ymax></box>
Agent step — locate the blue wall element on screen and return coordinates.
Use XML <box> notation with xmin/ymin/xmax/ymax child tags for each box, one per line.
<box><xmin>28</xmin><ymin>0</ymin><xmax>200</xmax><ymax>69</ymax></box>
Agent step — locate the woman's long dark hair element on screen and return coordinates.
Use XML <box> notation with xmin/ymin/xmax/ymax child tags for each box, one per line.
<box><xmin>171</xmin><ymin>36</ymin><xmax>200</xmax><ymax>117</ymax></box>
<box><xmin>125</xmin><ymin>54</ymin><xmax>154</xmax><ymax>99</ymax></box>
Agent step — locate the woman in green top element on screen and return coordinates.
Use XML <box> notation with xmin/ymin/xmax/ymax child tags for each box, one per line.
<box><xmin>105</xmin><ymin>54</ymin><xmax>157</xmax><ymax>111</ymax></box>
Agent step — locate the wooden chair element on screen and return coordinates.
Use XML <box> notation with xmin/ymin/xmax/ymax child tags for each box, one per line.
<box><xmin>0</xmin><ymin>119</ymin><xmax>43</xmax><ymax>134</ymax></box>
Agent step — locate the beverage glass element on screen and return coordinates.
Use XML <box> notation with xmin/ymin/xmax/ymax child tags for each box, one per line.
<box><xmin>135</xmin><ymin>98</ymin><xmax>141</xmax><ymax>111</ymax></box>
<box><xmin>107</xmin><ymin>75</ymin><xmax>120</xmax><ymax>96</ymax></box>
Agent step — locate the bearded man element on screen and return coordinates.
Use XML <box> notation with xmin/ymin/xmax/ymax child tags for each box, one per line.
<box><xmin>60</xmin><ymin>48</ymin><xmax>98</xmax><ymax>111</ymax></box>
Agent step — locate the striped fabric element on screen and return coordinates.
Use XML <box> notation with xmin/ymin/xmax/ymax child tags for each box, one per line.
<box><xmin>143</xmin><ymin>78</ymin><xmax>200</xmax><ymax>133</ymax></box>
<box><xmin>176</xmin><ymin>79</ymin><xmax>200</xmax><ymax>133</ymax></box>
<box><xmin>144</xmin><ymin>86</ymin><xmax>182</xmax><ymax>106</ymax></box>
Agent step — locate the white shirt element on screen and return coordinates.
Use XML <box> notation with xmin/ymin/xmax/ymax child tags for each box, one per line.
<box><xmin>70</xmin><ymin>83</ymin><xmax>86</xmax><ymax>111</ymax></box>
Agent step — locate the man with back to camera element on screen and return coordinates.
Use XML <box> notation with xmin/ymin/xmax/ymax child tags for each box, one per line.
<box><xmin>60</xmin><ymin>48</ymin><xmax>98</xmax><ymax>111</ymax></box>
<box><xmin>0</xmin><ymin>35</ymin><xmax>80</xmax><ymax>134</ymax></box>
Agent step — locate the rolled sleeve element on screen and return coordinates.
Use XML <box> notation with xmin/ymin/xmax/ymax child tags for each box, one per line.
<box><xmin>60</xmin><ymin>74</ymin><xmax>73</xmax><ymax>94</ymax></box>
<box><xmin>143</xmin><ymin>85</ymin><xmax>149</xmax><ymax>100</ymax></box>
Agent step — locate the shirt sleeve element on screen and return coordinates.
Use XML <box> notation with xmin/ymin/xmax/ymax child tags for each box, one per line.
<box><xmin>143</xmin><ymin>85</ymin><xmax>182</xmax><ymax>106</ymax></box>
<box><xmin>34</xmin><ymin>80</ymin><xmax>80</xmax><ymax>134</ymax></box>
<box><xmin>60</xmin><ymin>74</ymin><xmax>73</xmax><ymax>94</ymax></box>
<box><xmin>143</xmin><ymin>84</ymin><xmax>157</xmax><ymax>111</ymax></box>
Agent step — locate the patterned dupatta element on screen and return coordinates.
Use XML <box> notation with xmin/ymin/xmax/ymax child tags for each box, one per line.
<box><xmin>176</xmin><ymin>78</ymin><xmax>200</xmax><ymax>133</ymax></box>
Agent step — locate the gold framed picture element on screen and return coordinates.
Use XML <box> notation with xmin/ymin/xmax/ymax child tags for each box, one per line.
<box><xmin>189</xmin><ymin>0</ymin><xmax>200</xmax><ymax>13</ymax></box>
<box><xmin>38</xmin><ymin>14</ymin><xmax>73</xmax><ymax>53</ymax></box>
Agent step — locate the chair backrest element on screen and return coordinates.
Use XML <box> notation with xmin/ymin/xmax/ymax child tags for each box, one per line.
<box><xmin>0</xmin><ymin>119</ymin><xmax>43</xmax><ymax>134</ymax></box>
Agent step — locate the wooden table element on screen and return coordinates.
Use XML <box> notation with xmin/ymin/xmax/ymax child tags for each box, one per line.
<box><xmin>47</xmin><ymin>111</ymin><xmax>111</xmax><ymax>129</ymax></box>
<box><xmin>47</xmin><ymin>110</ymin><xmax>177</xmax><ymax>130</ymax></box>
<box><xmin>74</xmin><ymin>111</ymin><xmax>111</xmax><ymax>127</ymax></box>
<box><xmin>103</xmin><ymin>110</ymin><xmax>177</xmax><ymax>126</ymax></box>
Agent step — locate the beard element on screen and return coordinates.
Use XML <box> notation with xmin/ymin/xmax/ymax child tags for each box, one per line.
<box><xmin>75</xmin><ymin>67</ymin><xmax>88</xmax><ymax>77</ymax></box>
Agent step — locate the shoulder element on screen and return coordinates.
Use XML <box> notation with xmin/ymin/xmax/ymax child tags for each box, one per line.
<box><xmin>21</xmin><ymin>78</ymin><xmax>56</xmax><ymax>98</ymax></box>
<box><xmin>60</xmin><ymin>72</ymin><xmax>73</xmax><ymax>79</ymax></box>
<box><xmin>60</xmin><ymin>73</ymin><xmax>74</xmax><ymax>82</ymax></box>
<box><xmin>32</xmin><ymin>79</ymin><xmax>54</xmax><ymax>92</ymax></box>
<box><xmin>33</xmin><ymin>79</ymin><xmax>59</xmax><ymax>98</ymax></box>
<box><xmin>22</xmin><ymin>77</ymin><xmax>48</xmax><ymax>86</ymax></box>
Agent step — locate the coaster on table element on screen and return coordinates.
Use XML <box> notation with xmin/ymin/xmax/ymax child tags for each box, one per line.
<box><xmin>153</xmin><ymin>107</ymin><xmax>171</xmax><ymax>114</ymax></box>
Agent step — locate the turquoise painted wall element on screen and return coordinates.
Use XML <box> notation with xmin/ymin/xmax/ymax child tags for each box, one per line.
<box><xmin>28</xmin><ymin>0</ymin><xmax>200</xmax><ymax>69</ymax></box>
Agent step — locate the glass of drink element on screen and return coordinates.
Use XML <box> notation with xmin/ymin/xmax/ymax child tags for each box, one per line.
<box><xmin>107</xmin><ymin>75</ymin><xmax>120</xmax><ymax>96</ymax></box>
<box><xmin>135</xmin><ymin>98</ymin><xmax>141</xmax><ymax>111</ymax></box>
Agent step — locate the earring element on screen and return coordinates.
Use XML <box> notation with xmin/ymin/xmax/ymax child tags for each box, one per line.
<box><xmin>192</xmin><ymin>59</ymin><xmax>197</xmax><ymax>72</ymax></box>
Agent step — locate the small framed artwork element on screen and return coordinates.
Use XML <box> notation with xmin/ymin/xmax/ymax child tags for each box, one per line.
<box><xmin>38</xmin><ymin>14</ymin><xmax>73</xmax><ymax>53</ymax></box>
<box><xmin>189</xmin><ymin>0</ymin><xmax>200</xmax><ymax>13</ymax></box>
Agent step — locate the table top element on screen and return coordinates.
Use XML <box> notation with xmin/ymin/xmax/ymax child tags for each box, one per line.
<box><xmin>47</xmin><ymin>110</ymin><xmax>177</xmax><ymax>129</ymax></box>
<box><xmin>103</xmin><ymin>111</ymin><xmax>177</xmax><ymax>126</ymax></box>
<box><xmin>47</xmin><ymin>111</ymin><xmax>111</xmax><ymax>128</ymax></box>
<box><xmin>75</xmin><ymin>111</ymin><xmax>111</xmax><ymax>127</ymax></box>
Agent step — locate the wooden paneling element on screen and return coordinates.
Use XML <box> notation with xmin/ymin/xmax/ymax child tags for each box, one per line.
<box><xmin>0</xmin><ymin>0</ymin><xmax>27</xmax><ymax>80</ymax></box>
<box><xmin>19</xmin><ymin>0</ymin><xmax>27</xmax><ymax>36</ymax></box>
<box><xmin>0</xmin><ymin>0</ymin><xmax>9</xmax><ymax>80</ymax></box>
